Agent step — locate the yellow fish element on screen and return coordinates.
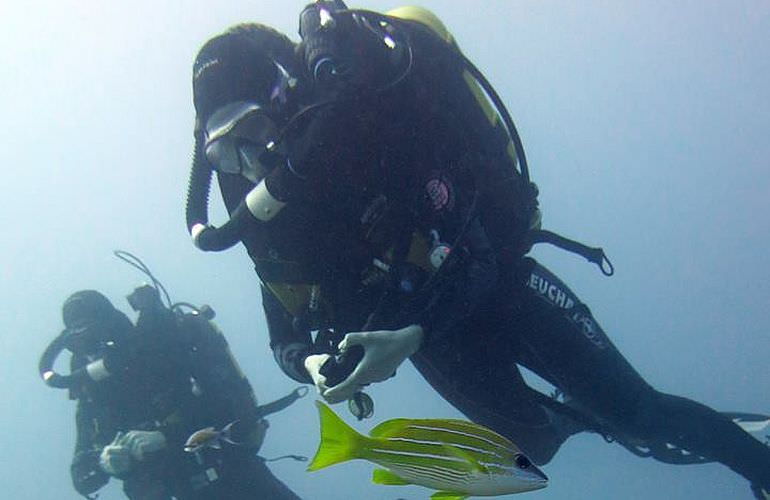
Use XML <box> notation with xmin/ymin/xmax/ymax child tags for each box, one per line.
<box><xmin>309</xmin><ymin>402</ymin><xmax>548</xmax><ymax>499</ymax></box>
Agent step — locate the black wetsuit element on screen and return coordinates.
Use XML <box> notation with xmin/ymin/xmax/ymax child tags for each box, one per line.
<box><xmin>206</xmin><ymin>11</ymin><xmax>770</xmax><ymax>492</ymax></box>
<box><xmin>70</xmin><ymin>307</ymin><xmax>301</xmax><ymax>500</ymax></box>
<box><xmin>412</xmin><ymin>258</ymin><xmax>770</xmax><ymax>481</ymax></box>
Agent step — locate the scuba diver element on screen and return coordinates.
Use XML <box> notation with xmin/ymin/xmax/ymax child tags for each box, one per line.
<box><xmin>39</xmin><ymin>252</ymin><xmax>305</xmax><ymax>500</ymax></box>
<box><xmin>184</xmin><ymin>3</ymin><xmax>770</xmax><ymax>497</ymax></box>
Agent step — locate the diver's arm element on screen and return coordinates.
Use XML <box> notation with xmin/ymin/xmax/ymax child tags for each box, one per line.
<box><xmin>263</xmin><ymin>285</ymin><xmax>315</xmax><ymax>384</ymax></box>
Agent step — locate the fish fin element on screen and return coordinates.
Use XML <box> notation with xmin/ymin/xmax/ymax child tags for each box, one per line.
<box><xmin>441</xmin><ymin>444</ymin><xmax>487</xmax><ymax>474</ymax></box>
<box><xmin>221</xmin><ymin>420</ymin><xmax>238</xmax><ymax>433</ymax></box>
<box><xmin>430</xmin><ymin>491</ymin><xmax>467</xmax><ymax>500</ymax></box>
<box><xmin>211</xmin><ymin>440</ymin><xmax>222</xmax><ymax>449</ymax></box>
<box><xmin>220</xmin><ymin>420</ymin><xmax>241</xmax><ymax>445</ymax></box>
<box><xmin>369</xmin><ymin>418</ymin><xmax>410</xmax><ymax>438</ymax></box>
<box><xmin>307</xmin><ymin>401</ymin><xmax>366</xmax><ymax>471</ymax></box>
<box><xmin>372</xmin><ymin>468</ymin><xmax>410</xmax><ymax>485</ymax></box>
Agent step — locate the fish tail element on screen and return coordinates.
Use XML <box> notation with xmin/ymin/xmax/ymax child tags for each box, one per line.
<box><xmin>220</xmin><ymin>420</ymin><xmax>240</xmax><ymax>445</ymax></box>
<box><xmin>308</xmin><ymin>401</ymin><xmax>367</xmax><ymax>471</ymax></box>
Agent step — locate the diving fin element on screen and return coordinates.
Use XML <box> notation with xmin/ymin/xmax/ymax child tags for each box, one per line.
<box><xmin>724</xmin><ymin>412</ymin><xmax>770</xmax><ymax>434</ymax></box>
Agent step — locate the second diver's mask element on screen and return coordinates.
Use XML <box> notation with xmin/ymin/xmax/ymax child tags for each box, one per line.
<box><xmin>60</xmin><ymin>290</ymin><xmax>126</xmax><ymax>356</ymax></box>
<box><xmin>62</xmin><ymin>319</ymin><xmax>112</xmax><ymax>356</ymax></box>
<box><xmin>204</xmin><ymin>101</ymin><xmax>281</xmax><ymax>184</ymax></box>
<box><xmin>39</xmin><ymin>290</ymin><xmax>133</xmax><ymax>390</ymax></box>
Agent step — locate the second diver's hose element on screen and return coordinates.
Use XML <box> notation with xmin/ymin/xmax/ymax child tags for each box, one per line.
<box><xmin>38</xmin><ymin>332</ymin><xmax>71</xmax><ymax>389</ymax></box>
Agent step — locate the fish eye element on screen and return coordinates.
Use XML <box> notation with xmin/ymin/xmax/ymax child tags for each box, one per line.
<box><xmin>515</xmin><ymin>454</ymin><xmax>531</xmax><ymax>469</ymax></box>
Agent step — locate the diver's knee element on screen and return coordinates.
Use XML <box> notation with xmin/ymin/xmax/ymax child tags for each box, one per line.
<box><xmin>518</xmin><ymin>427</ymin><xmax>571</xmax><ymax>466</ymax></box>
<box><xmin>613</xmin><ymin>388</ymin><xmax>666</xmax><ymax>438</ymax></box>
<box><xmin>497</xmin><ymin>414</ymin><xmax>575</xmax><ymax>466</ymax></box>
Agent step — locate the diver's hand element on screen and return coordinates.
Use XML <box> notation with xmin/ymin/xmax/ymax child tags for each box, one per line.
<box><xmin>323</xmin><ymin>324</ymin><xmax>424</xmax><ymax>404</ymax></box>
<box><xmin>122</xmin><ymin>430</ymin><xmax>167</xmax><ymax>462</ymax></box>
<box><xmin>304</xmin><ymin>353</ymin><xmax>332</xmax><ymax>396</ymax></box>
<box><xmin>99</xmin><ymin>432</ymin><xmax>132</xmax><ymax>476</ymax></box>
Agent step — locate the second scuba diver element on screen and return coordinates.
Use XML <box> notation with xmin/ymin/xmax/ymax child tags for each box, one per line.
<box><xmin>184</xmin><ymin>3</ymin><xmax>770</xmax><ymax>498</ymax></box>
<box><xmin>40</xmin><ymin>254</ymin><xmax>305</xmax><ymax>500</ymax></box>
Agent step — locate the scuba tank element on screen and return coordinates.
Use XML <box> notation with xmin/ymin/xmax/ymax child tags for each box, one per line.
<box><xmin>297</xmin><ymin>4</ymin><xmax>614</xmax><ymax>275</ymax></box>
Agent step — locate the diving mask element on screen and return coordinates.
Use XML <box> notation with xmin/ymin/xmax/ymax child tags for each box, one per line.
<box><xmin>204</xmin><ymin>101</ymin><xmax>280</xmax><ymax>184</ymax></box>
<box><xmin>63</xmin><ymin>319</ymin><xmax>112</xmax><ymax>355</ymax></box>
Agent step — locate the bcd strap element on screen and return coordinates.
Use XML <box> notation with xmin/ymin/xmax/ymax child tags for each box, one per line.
<box><xmin>254</xmin><ymin>386</ymin><xmax>309</xmax><ymax>418</ymax></box>
<box><xmin>527</xmin><ymin>229</ymin><xmax>614</xmax><ymax>276</ymax></box>
<box><xmin>262</xmin><ymin>454</ymin><xmax>308</xmax><ymax>463</ymax></box>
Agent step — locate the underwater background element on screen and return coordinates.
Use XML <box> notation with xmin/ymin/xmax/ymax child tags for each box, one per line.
<box><xmin>2</xmin><ymin>0</ymin><xmax>768</xmax><ymax>498</ymax></box>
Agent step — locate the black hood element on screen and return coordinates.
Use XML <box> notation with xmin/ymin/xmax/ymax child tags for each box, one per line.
<box><xmin>193</xmin><ymin>25</ymin><xmax>300</xmax><ymax>125</ymax></box>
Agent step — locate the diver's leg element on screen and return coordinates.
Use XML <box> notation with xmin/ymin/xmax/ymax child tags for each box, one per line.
<box><xmin>513</xmin><ymin>257</ymin><xmax>770</xmax><ymax>489</ymax></box>
<box><xmin>410</xmin><ymin>312</ymin><xmax>570</xmax><ymax>465</ymax></box>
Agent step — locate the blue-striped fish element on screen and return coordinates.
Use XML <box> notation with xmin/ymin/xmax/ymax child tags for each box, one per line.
<box><xmin>308</xmin><ymin>402</ymin><xmax>547</xmax><ymax>499</ymax></box>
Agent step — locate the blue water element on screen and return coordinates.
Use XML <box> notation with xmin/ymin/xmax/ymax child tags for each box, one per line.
<box><xmin>2</xmin><ymin>1</ymin><xmax>768</xmax><ymax>498</ymax></box>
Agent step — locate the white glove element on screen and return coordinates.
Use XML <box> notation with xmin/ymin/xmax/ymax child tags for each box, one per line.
<box><xmin>99</xmin><ymin>432</ymin><xmax>132</xmax><ymax>476</ymax></box>
<box><xmin>122</xmin><ymin>430</ymin><xmax>167</xmax><ymax>462</ymax></box>
<box><xmin>323</xmin><ymin>324</ymin><xmax>424</xmax><ymax>404</ymax></box>
<box><xmin>304</xmin><ymin>353</ymin><xmax>332</xmax><ymax>396</ymax></box>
